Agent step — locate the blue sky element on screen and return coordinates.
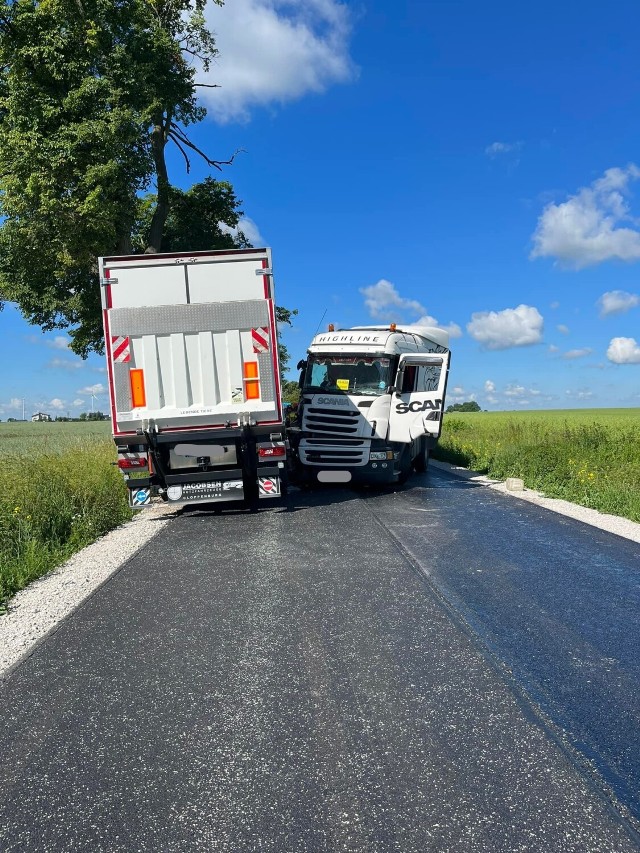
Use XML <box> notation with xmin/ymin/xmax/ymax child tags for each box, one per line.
<box><xmin>2</xmin><ymin>0</ymin><xmax>640</xmax><ymax>418</ymax></box>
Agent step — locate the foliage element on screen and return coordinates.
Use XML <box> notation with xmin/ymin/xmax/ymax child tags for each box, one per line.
<box><xmin>132</xmin><ymin>178</ymin><xmax>251</xmax><ymax>254</ymax></box>
<box><xmin>275</xmin><ymin>305</ymin><xmax>299</xmax><ymax>377</ymax></box>
<box><xmin>0</xmin><ymin>425</ymin><xmax>131</xmax><ymax>611</ymax></box>
<box><xmin>0</xmin><ymin>0</ymin><xmax>224</xmax><ymax>356</ymax></box>
<box><xmin>281</xmin><ymin>380</ymin><xmax>300</xmax><ymax>405</ymax></box>
<box><xmin>436</xmin><ymin>408</ymin><xmax>640</xmax><ymax>522</ymax></box>
<box><xmin>446</xmin><ymin>401</ymin><xmax>482</xmax><ymax>413</ymax></box>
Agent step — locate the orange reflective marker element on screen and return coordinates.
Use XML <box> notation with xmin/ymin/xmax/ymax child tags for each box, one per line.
<box><xmin>130</xmin><ymin>369</ymin><xmax>147</xmax><ymax>408</ymax></box>
<box><xmin>243</xmin><ymin>361</ymin><xmax>260</xmax><ymax>400</ymax></box>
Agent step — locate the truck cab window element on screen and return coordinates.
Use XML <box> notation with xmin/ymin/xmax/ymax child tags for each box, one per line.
<box><xmin>303</xmin><ymin>356</ymin><xmax>392</xmax><ymax>396</ymax></box>
<box><xmin>401</xmin><ymin>366</ymin><xmax>417</xmax><ymax>394</ymax></box>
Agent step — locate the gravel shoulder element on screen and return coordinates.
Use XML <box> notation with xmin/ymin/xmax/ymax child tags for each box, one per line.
<box><xmin>0</xmin><ymin>504</ymin><xmax>177</xmax><ymax>679</ymax></box>
<box><xmin>2</xmin><ymin>465</ymin><xmax>639</xmax><ymax>681</ymax></box>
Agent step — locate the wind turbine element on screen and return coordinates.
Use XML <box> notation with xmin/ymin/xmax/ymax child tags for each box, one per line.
<box><xmin>91</xmin><ymin>391</ymin><xmax>96</xmax><ymax>414</ymax></box>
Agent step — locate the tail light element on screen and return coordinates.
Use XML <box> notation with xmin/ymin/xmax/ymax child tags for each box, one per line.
<box><xmin>258</xmin><ymin>445</ymin><xmax>286</xmax><ymax>458</ymax></box>
<box><xmin>118</xmin><ymin>455</ymin><xmax>148</xmax><ymax>470</ymax></box>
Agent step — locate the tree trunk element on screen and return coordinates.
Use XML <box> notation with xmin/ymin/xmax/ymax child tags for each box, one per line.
<box><xmin>146</xmin><ymin>114</ymin><xmax>170</xmax><ymax>254</ymax></box>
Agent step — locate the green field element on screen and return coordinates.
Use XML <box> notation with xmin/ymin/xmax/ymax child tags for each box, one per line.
<box><xmin>435</xmin><ymin>408</ymin><xmax>640</xmax><ymax>523</ymax></box>
<box><xmin>0</xmin><ymin>421</ymin><xmax>132</xmax><ymax>611</ymax></box>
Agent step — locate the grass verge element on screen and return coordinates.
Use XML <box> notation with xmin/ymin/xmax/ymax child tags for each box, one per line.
<box><xmin>434</xmin><ymin>410</ymin><xmax>640</xmax><ymax>523</ymax></box>
<box><xmin>0</xmin><ymin>440</ymin><xmax>133</xmax><ymax>612</ymax></box>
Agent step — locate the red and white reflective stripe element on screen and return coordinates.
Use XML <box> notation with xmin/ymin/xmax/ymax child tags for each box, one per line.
<box><xmin>252</xmin><ymin>327</ymin><xmax>270</xmax><ymax>353</ymax></box>
<box><xmin>111</xmin><ymin>336</ymin><xmax>131</xmax><ymax>363</ymax></box>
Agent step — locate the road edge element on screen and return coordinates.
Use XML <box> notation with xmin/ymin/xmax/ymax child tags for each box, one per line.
<box><xmin>430</xmin><ymin>459</ymin><xmax>640</xmax><ymax>544</ymax></box>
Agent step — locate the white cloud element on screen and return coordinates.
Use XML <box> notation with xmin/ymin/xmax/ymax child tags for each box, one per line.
<box><xmin>597</xmin><ymin>290</ymin><xmax>640</xmax><ymax>317</ymax></box>
<box><xmin>416</xmin><ymin>315</ymin><xmax>463</xmax><ymax>338</ymax></box>
<box><xmin>550</xmin><ymin>300</ymin><xmax>560</xmax><ymax>309</ymax></box>
<box><xmin>72</xmin><ymin>399</ymin><xmax>84</xmax><ymax>407</ymax></box>
<box><xmin>362</xmin><ymin>280</ymin><xmax>425</xmax><ymax>321</ymax></box>
<box><xmin>360</xmin><ymin>281</ymin><xmax>461</xmax><ymax>337</ymax></box>
<box><xmin>557</xmin><ymin>324</ymin><xmax>570</xmax><ymax>334</ymax></box>
<box><xmin>484</xmin><ymin>380</ymin><xmax>495</xmax><ymax>393</ymax></box>
<box><xmin>219</xmin><ymin>217</ymin><xmax>266</xmax><ymax>246</ymax></box>
<box><xmin>607</xmin><ymin>337</ymin><xmax>640</xmax><ymax>364</ymax></box>
<box><xmin>485</xmin><ymin>141</ymin><xmax>522</xmax><ymax>157</ymax></box>
<box><xmin>452</xmin><ymin>386</ymin><xmax>465</xmax><ymax>394</ymax></box>
<box><xmin>77</xmin><ymin>383</ymin><xmax>106</xmax><ymax>395</ymax></box>
<box><xmin>48</xmin><ymin>398</ymin><xmax>65</xmax><ymax>410</ymax></box>
<box><xmin>47</xmin><ymin>336</ymin><xmax>70</xmax><ymax>350</ymax></box>
<box><xmin>467</xmin><ymin>304</ymin><xmax>544</xmax><ymax>350</ymax></box>
<box><xmin>563</xmin><ymin>348</ymin><xmax>593</xmax><ymax>359</ymax></box>
<box><xmin>443</xmin><ymin>322</ymin><xmax>463</xmax><ymax>338</ymax></box>
<box><xmin>199</xmin><ymin>0</ymin><xmax>357</xmax><ymax>123</ymax></box>
<box><xmin>548</xmin><ymin>344</ymin><xmax>560</xmax><ymax>353</ymax></box>
<box><xmin>531</xmin><ymin>164</ymin><xmax>640</xmax><ymax>268</ymax></box>
<box><xmin>48</xmin><ymin>358</ymin><xmax>83</xmax><ymax>371</ymax></box>
<box><xmin>504</xmin><ymin>384</ymin><xmax>526</xmax><ymax>397</ymax></box>
<box><xmin>565</xmin><ymin>389</ymin><xmax>594</xmax><ymax>399</ymax></box>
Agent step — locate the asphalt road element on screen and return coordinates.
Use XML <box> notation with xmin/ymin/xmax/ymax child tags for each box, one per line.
<box><xmin>0</xmin><ymin>469</ymin><xmax>638</xmax><ymax>852</ymax></box>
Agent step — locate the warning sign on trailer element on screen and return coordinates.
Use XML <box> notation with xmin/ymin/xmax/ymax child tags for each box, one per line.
<box><xmin>252</xmin><ymin>327</ymin><xmax>270</xmax><ymax>353</ymax></box>
<box><xmin>258</xmin><ymin>477</ymin><xmax>280</xmax><ymax>497</ymax></box>
<box><xmin>111</xmin><ymin>336</ymin><xmax>131</xmax><ymax>363</ymax></box>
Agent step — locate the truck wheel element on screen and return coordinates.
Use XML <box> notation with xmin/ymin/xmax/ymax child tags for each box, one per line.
<box><xmin>414</xmin><ymin>439</ymin><xmax>430</xmax><ymax>473</ymax></box>
<box><xmin>398</xmin><ymin>447</ymin><xmax>412</xmax><ymax>484</ymax></box>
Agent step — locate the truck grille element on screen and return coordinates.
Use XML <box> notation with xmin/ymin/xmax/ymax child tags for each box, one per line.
<box><xmin>302</xmin><ymin>405</ymin><xmax>360</xmax><ymax>436</ymax></box>
<box><xmin>299</xmin><ymin>438</ymin><xmax>368</xmax><ymax>467</ymax></box>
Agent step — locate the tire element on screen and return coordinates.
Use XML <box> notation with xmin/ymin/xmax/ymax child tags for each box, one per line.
<box><xmin>397</xmin><ymin>446</ymin><xmax>412</xmax><ymax>485</ymax></box>
<box><xmin>413</xmin><ymin>438</ymin><xmax>430</xmax><ymax>473</ymax></box>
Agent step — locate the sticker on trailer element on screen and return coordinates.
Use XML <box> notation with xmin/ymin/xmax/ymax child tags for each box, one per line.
<box><xmin>111</xmin><ymin>336</ymin><xmax>131</xmax><ymax>363</ymax></box>
<box><xmin>252</xmin><ymin>327</ymin><xmax>270</xmax><ymax>353</ymax></box>
<box><xmin>129</xmin><ymin>488</ymin><xmax>151</xmax><ymax>507</ymax></box>
<box><xmin>258</xmin><ymin>477</ymin><xmax>280</xmax><ymax>497</ymax></box>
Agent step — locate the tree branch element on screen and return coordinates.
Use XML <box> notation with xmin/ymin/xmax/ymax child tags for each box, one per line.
<box><xmin>167</xmin><ymin>130</ymin><xmax>192</xmax><ymax>173</ymax></box>
<box><xmin>194</xmin><ymin>83</ymin><xmax>221</xmax><ymax>88</ymax></box>
<box><xmin>169</xmin><ymin>125</ymin><xmax>245</xmax><ymax>171</ymax></box>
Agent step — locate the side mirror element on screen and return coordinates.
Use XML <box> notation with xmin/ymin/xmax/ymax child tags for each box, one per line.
<box><xmin>296</xmin><ymin>359</ymin><xmax>307</xmax><ymax>370</ymax></box>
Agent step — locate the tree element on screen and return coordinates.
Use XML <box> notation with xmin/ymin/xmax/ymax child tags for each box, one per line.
<box><xmin>132</xmin><ymin>178</ymin><xmax>251</xmax><ymax>254</ymax></box>
<box><xmin>446</xmin><ymin>401</ymin><xmax>482</xmax><ymax>413</ymax></box>
<box><xmin>0</xmin><ymin>0</ymin><xmax>228</xmax><ymax>357</ymax></box>
<box><xmin>281</xmin><ymin>380</ymin><xmax>301</xmax><ymax>406</ymax></box>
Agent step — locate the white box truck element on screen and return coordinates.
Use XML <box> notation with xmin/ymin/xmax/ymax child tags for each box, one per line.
<box><xmin>99</xmin><ymin>248</ymin><xmax>288</xmax><ymax>509</ymax></box>
<box><xmin>289</xmin><ymin>324</ymin><xmax>450</xmax><ymax>486</ymax></box>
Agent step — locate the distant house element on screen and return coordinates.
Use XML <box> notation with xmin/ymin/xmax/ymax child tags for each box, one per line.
<box><xmin>31</xmin><ymin>412</ymin><xmax>52</xmax><ymax>422</ymax></box>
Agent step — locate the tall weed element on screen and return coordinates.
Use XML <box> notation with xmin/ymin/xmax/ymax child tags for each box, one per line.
<box><xmin>0</xmin><ymin>441</ymin><xmax>132</xmax><ymax>611</ymax></box>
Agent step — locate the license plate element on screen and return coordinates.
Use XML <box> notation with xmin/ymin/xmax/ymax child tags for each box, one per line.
<box><xmin>166</xmin><ymin>481</ymin><xmax>244</xmax><ymax>502</ymax></box>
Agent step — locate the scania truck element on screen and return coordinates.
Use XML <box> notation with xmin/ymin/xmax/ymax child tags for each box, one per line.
<box><xmin>288</xmin><ymin>324</ymin><xmax>450</xmax><ymax>486</ymax></box>
<box><xmin>100</xmin><ymin>247</ymin><xmax>287</xmax><ymax>509</ymax></box>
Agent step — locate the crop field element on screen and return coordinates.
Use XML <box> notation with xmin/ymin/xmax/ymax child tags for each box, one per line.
<box><xmin>435</xmin><ymin>408</ymin><xmax>640</xmax><ymax>523</ymax></box>
<box><xmin>0</xmin><ymin>421</ymin><xmax>132</xmax><ymax>611</ymax></box>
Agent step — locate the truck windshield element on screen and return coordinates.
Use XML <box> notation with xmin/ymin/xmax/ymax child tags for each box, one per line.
<box><xmin>303</xmin><ymin>356</ymin><xmax>392</xmax><ymax>397</ymax></box>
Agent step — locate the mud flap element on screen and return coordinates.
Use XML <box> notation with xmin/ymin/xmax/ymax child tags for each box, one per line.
<box><xmin>258</xmin><ymin>476</ymin><xmax>281</xmax><ymax>498</ymax></box>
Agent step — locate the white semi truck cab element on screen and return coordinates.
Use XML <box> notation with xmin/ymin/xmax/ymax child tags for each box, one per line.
<box><xmin>289</xmin><ymin>324</ymin><xmax>450</xmax><ymax>486</ymax></box>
